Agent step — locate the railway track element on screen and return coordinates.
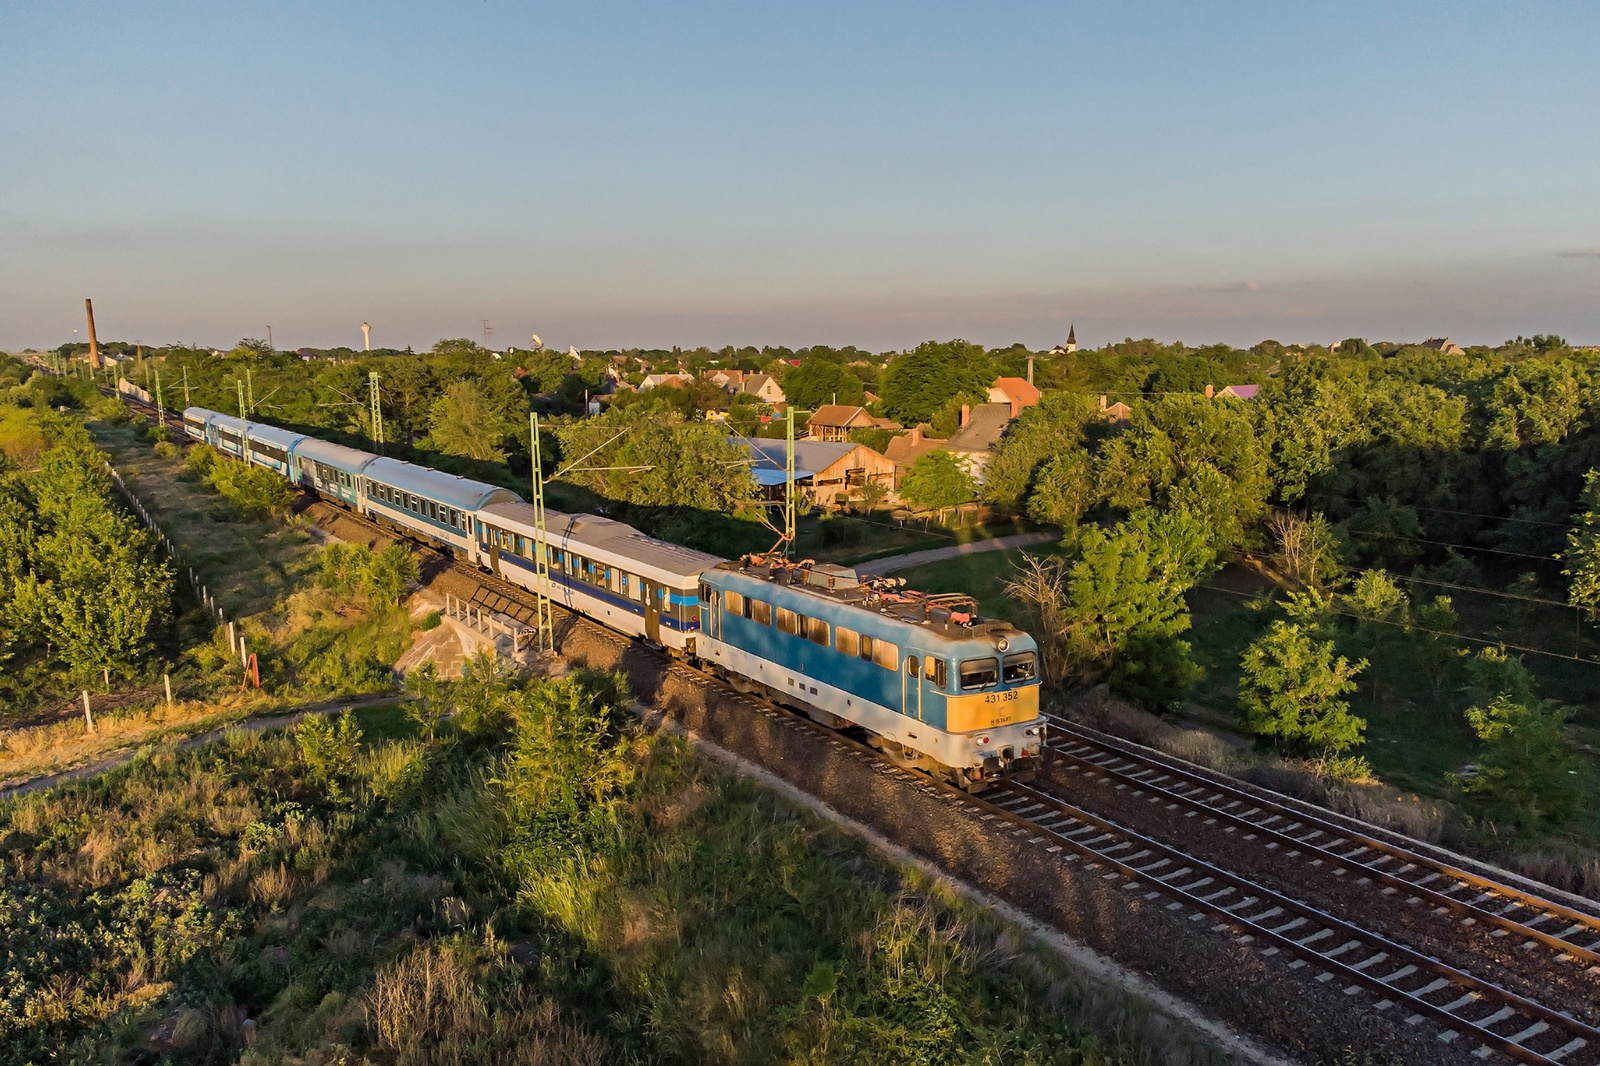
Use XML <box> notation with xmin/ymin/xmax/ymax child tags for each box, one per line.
<box><xmin>1043</xmin><ymin>720</ymin><xmax>1600</xmax><ymax>974</ymax></box>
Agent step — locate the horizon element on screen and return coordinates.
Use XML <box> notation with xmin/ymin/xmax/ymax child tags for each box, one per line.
<box><xmin>4</xmin><ymin>3</ymin><xmax>1598</xmax><ymax>352</ymax></box>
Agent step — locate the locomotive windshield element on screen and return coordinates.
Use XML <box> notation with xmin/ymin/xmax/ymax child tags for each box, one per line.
<box><xmin>1003</xmin><ymin>652</ymin><xmax>1036</xmax><ymax>682</ymax></box>
<box><xmin>959</xmin><ymin>658</ymin><xmax>1000</xmax><ymax>690</ymax></box>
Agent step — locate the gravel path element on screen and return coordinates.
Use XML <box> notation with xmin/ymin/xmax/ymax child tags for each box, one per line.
<box><xmin>852</xmin><ymin>531</ymin><xmax>1060</xmax><ymax>575</ymax></box>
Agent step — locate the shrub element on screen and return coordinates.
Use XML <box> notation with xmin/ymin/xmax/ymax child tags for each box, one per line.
<box><xmin>295</xmin><ymin>709</ymin><xmax>363</xmax><ymax>797</ymax></box>
<box><xmin>364</xmin><ymin>543</ymin><xmax>420</xmax><ymax>606</ymax></box>
<box><xmin>153</xmin><ymin>440</ymin><xmax>181</xmax><ymax>460</ymax></box>
<box><xmin>420</xmin><ymin>610</ymin><xmax>442</xmax><ymax>630</ymax></box>
<box><xmin>89</xmin><ymin>396</ymin><xmax>132</xmax><ymax>424</ymax></box>
<box><xmin>206</xmin><ymin>456</ymin><xmax>295</xmax><ymax>516</ymax></box>
<box><xmin>1238</xmin><ymin>619</ymin><xmax>1367</xmax><ymax>754</ymax></box>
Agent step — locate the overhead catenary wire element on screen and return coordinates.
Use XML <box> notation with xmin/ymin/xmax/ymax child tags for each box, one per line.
<box><xmin>1300</xmin><ymin>490</ymin><xmax>1578</xmax><ymax>530</ymax></box>
<box><xmin>1195</xmin><ymin>581</ymin><xmax>1598</xmax><ymax>668</ymax></box>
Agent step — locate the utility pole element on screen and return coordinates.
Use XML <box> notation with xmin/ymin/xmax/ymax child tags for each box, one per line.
<box><xmin>181</xmin><ymin>366</ymin><xmax>192</xmax><ymax>408</ymax></box>
<box><xmin>246</xmin><ymin>368</ymin><xmax>254</xmax><ymax>413</ymax></box>
<box><xmin>530</xmin><ymin>412</ymin><xmax>554</xmax><ymax>652</ymax></box>
<box><xmin>481</xmin><ymin>320</ymin><xmax>493</xmax><ymax>349</ymax></box>
<box><xmin>369</xmin><ymin>372</ymin><xmax>383</xmax><ymax>454</ymax></box>
<box><xmin>266</xmin><ymin>324</ymin><xmax>273</xmax><ymax>350</ymax></box>
<box><xmin>785</xmin><ymin>406</ymin><xmax>796</xmax><ymax>559</ymax></box>
<box><xmin>155</xmin><ymin>369</ymin><xmax>164</xmax><ymax>426</ymax></box>
<box><xmin>237</xmin><ymin>380</ymin><xmax>250</xmax><ymax>461</ymax></box>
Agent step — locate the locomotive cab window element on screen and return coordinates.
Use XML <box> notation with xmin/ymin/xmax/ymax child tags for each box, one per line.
<box><xmin>925</xmin><ymin>656</ymin><xmax>948</xmax><ymax>687</ymax></box>
<box><xmin>1003</xmin><ymin>652</ymin><xmax>1036</xmax><ymax>683</ymax></box>
<box><xmin>960</xmin><ymin>657</ymin><xmax>1000</xmax><ymax>690</ymax></box>
<box><xmin>871</xmin><ymin>639</ymin><xmax>898</xmax><ymax>670</ymax></box>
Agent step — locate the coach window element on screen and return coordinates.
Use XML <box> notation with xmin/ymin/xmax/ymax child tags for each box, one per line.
<box><xmin>1003</xmin><ymin>652</ymin><xmax>1036</xmax><ymax>683</ymax></box>
<box><xmin>807</xmin><ymin>616</ymin><xmax>830</xmax><ymax>646</ymax></box>
<box><xmin>872</xmin><ymin>639</ymin><xmax>899</xmax><ymax>671</ymax></box>
<box><xmin>960</xmin><ymin>658</ymin><xmax>1000</xmax><ymax>691</ymax></box>
<box><xmin>610</xmin><ymin>568</ymin><xmax>621</xmax><ymax>593</ymax></box>
<box><xmin>750</xmin><ymin>599</ymin><xmax>772</xmax><ymax>626</ymax></box>
<box><xmin>925</xmin><ymin>656</ymin><xmax>948</xmax><ymax>688</ymax></box>
<box><xmin>835</xmin><ymin>626</ymin><xmax>859</xmax><ymax>658</ymax></box>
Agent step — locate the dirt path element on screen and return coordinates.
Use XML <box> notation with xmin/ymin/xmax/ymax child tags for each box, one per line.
<box><xmin>853</xmin><ymin>531</ymin><xmax>1059</xmax><ymax>575</ymax></box>
<box><xmin>0</xmin><ymin>692</ymin><xmax>405</xmax><ymax>802</ymax></box>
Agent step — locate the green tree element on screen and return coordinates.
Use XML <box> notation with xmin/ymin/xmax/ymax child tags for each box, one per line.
<box><xmin>1026</xmin><ymin>449</ymin><xmax>1097</xmax><ymax>527</ymax></box>
<box><xmin>985</xmin><ymin>392</ymin><xmax>1100</xmax><ymax>510</ymax></box>
<box><xmin>897</xmin><ymin>451</ymin><xmax>976</xmax><ymax>513</ymax></box>
<box><xmin>1006</xmin><ymin>509</ymin><xmax>1216</xmax><ymax>700</ymax></box>
<box><xmin>429</xmin><ymin>379</ymin><xmax>516</xmax><ymax>462</ymax></box>
<box><xmin>1239</xmin><ymin>620</ymin><xmax>1366</xmax><ymax>754</ymax></box>
<box><xmin>784</xmin><ymin>359</ymin><xmax>865</xmax><ymax>410</ymax></box>
<box><xmin>1562</xmin><ymin>469</ymin><xmax>1600</xmax><ymax>618</ymax></box>
<box><xmin>363</xmin><ymin>543</ymin><xmax>420</xmax><ymax>607</ymax></box>
<box><xmin>1338</xmin><ymin>569</ymin><xmax>1407</xmax><ymax>701</ymax></box>
<box><xmin>1453</xmin><ymin>696</ymin><xmax>1589</xmax><ymax>831</ymax></box>
<box><xmin>877</xmin><ymin>340</ymin><xmax>996</xmax><ymax>425</ymax></box>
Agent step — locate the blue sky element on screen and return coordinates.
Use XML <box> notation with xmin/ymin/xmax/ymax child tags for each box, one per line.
<box><xmin>3</xmin><ymin>1</ymin><xmax>1598</xmax><ymax>352</ymax></box>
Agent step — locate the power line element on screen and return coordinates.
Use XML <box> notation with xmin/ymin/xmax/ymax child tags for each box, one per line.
<box><xmin>1333</xmin><ymin>527</ymin><xmax>1559</xmax><ymax>564</ymax></box>
<box><xmin>1195</xmin><ymin>582</ymin><xmax>1597</xmax><ymax>668</ymax></box>
<box><xmin>1301</xmin><ymin>491</ymin><xmax>1575</xmax><ymax>530</ymax></box>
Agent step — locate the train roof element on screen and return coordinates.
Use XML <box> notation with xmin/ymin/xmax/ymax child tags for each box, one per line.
<box><xmin>710</xmin><ymin>557</ymin><xmax>1028</xmax><ymax>650</ymax></box>
<box><xmin>365</xmin><ymin>456</ymin><xmax>522</xmax><ymax>511</ymax></box>
<box><xmin>480</xmin><ymin>501</ymin><xmax>726</xmax><ymax>582</ymax></box>
<box><xmin>182</xmin><ymin>406</ymin><xmax>216</xmax><ymax>423</ymax></box>
<box><xmin>202</xmin><ymin>413</ymin><xmax>307</xmax><ymax>450</ymax></box>
<box><xmin>294</xmin><ymin>437</ymin><xmax>381</xmax><ymax>474</ymax></box>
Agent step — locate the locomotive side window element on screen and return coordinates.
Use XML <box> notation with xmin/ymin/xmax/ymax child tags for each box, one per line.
<box><xmin>750</xmin><ymin>599</ymin><xmax>771</xmax><ymax>626</ymax></box>
<box><xmin>925</xmin><ymin>656</ymin><xmax>947</xmax><ymax>688</ymax></box>
<box><xmin>906</xmin><ymin>654</ymin><xmax>919</xmax><ymax>677</ymax></box>
<box><xmin>835</xmin><ymin>626</ymin><xmax>859</xmax><ymax>657</ymax></box>
<box><xmin>776</xmin><ymin>607</ymin><xmax>800</xmax><ymax>635</ymax></box>
<box><xmin>960</xmin><ymin>658</ymin><xmax>1000</xmax><ymax>690</ymax></box>
<box><xmin>724</xmin><ymin>590</ymin><xmax>744</xmax><ymax>616</ymax></box>
<box><xmin>872</xmin><ymin>639</ymin><xmax>898</xmax><ymax>670</ymax></box>
<box><xmin>1003</xmin><ymin>652</ymin><xmax>1036</xmax><ymax>682</ymax></box>
<box><xmin>807</xmin><ymin>617</ymin><xmax>830</xmax><ymax>646</ymax></box>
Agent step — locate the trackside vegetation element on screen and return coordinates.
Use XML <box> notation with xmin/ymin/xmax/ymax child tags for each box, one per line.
<box><xmin>0</xmin><ymin>666</ymin><xmax>1188</xmax><ymax>1065</ymax></box>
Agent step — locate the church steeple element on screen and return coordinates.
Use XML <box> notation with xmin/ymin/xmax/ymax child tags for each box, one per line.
<box><xmin>1065</xmin><ymin>324</ymin><xmax>1077</xmax><ymax>353</ymax></box>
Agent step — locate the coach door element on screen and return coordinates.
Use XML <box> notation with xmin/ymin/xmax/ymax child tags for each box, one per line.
<box><xmin>643</xmin><ymin>580</ymin><xmax>662</xmax><ymax>644</ymax></box>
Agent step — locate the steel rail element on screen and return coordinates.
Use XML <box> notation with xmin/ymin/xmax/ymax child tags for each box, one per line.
<box><xmin>983</xmin><ymin>781</ymin><xmax>1599</xmax><ymax>1065</ymax></box>
<box><xmin>1048</xmin><ymin>739</ymin><xmax>1600</xmax><ymax>967</ymax></box>
<box><xmin>1048</xmin><ymin>720</ymin><xmax>1600</xmax><ymax>955</ymax></box>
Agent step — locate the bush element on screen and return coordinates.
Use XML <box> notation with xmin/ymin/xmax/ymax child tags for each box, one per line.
<box><xmin>295</xmin><ymin>709</ymin><xmax>363</xmax><ymax>796</ymax></box>
<box><xmin>207</xmin><ymin>456</ymin><xmax>295</xmax><ymax>516</ymax></box>
<box><xmin>89</xmin><ymin>396</ymin><xmax>132</xmax><ymax>424</ymax></box>
<box><xmin>153</xmin><ymin>440</ymin><xmax>181</xmax><ymax>460</ymax></box>
<box><xmin>421</xmin><ymin>610</ymin><xmax>442</xmax><ymax>630</ymax></box>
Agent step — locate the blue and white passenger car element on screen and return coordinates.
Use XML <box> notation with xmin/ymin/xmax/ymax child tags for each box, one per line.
<box><xmin>474</xmin><ymin>502</ymin><xmax>718</xmax><ymax>653</ymax></box>
<box><xmin>363</xmin><ymin>456</ymin><xmax>519</xmax><ymax>558</ymax></box>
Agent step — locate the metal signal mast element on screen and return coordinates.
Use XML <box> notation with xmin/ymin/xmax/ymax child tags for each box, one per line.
<box><xmin>529</xmin><ymin>412</ymin><xmax>555</xmax><ymax>652</ymax></box>
<box><xmin>784</xmin><ymin>406</ymin><xmax>796</xmax><ymax>558</ymax></box>
<box><xmin>369</xmin><ymin>372</ymin><xmax>383</xmax><ymax>454</ymax></box>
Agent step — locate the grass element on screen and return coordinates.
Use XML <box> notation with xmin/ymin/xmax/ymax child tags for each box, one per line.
<box><xmin>90</xmin><ymin>421</ymin><xmax>321</xmax><ymax>621</ymax></box>
<box><xmin>0</xmin><ymin>671</ymin><xmax>1213</xmax><ymax>1066</ymax></box>
<box><xmin>890</xmin><ymin>547</ymin><xmax>1059</xmax><ymax>624</ymax></box>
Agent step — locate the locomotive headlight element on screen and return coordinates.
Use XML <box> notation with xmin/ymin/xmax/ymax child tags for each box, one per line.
<box><xmin>976</xmin><ymin>735</ymin><xmax>990</xmax><ymax>745</ymax></box>
<box><xmin>996</xmin><ymin>637</ymin><xmax>1010</xmax><ymax>652</ymax></box>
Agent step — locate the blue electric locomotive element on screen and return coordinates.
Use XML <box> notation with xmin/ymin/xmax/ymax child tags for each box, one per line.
<box><xmin>698</xmin><ymin>556</ymin><xmax>1044</xmax><ymax>790</ymax></box>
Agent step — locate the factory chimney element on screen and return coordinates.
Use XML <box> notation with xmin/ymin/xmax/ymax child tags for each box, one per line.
<box><xmin>85</xmin><ymin>299</ymin><xmax>102</xmax><ymax>368</ymax></box>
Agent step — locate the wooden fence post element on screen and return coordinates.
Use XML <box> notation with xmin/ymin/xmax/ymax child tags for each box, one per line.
<box><xmin>81</xmin><ymin>690</ymin><xmax>94</xmax><ymax>733</ymax></box>
<box><xmin>164</xmin><ymin>673</ymin><xmax>172</xmax><ymax>706</ymax></box>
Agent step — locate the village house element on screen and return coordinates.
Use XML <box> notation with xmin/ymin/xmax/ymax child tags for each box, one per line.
<box><xmin>1204</xmin><ymin>383</ymin><xmax>1260</xmax><ymax>400</ymax></box>
<box><xmin>640</xmin><ymin>372</ymin><xmax>695</xmax><ymax>390</ymax></box>
<box><xmin>941</xmin><ymin>403</ymin><xmax>1015</xmax><ymax>484</ymax></box>
<box><xmin>805</xmin><ymin>404</ymin><xmax>899</xmax><ymax>443</ymax></box>
<box><xmin>739</xmin><ymin>373</ymin><xmax>786</xmax><ymax>405</ymax></box>
<box><xmin>1098</xmin><ymin>395</ymin><xmax>1132</xmax><ymax>424</ymax></box>
<box><xmin>884</xmin><ymin>426</ymin><xmax>946</xmax><ymax>484</ymax></box>
<box><xmin>1421</xmin><ymin>337</ymin><xmax>1466</xmax><ymax>355</ymax></box>
<box><xmin>986</xmin><ymin>376</ymin><xmax>1041</xmax><ymax>418</ymax></box>
<box><xmin>733</xmin><ymin>437</ymin><xmax>896</xmax><ymax>509</ymax></box>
